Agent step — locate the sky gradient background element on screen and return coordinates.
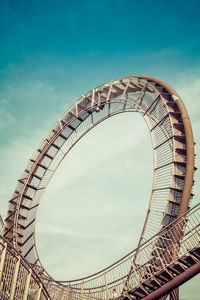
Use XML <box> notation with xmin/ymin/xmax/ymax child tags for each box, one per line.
<box><xmin>0</xmin><ymin>0</ymin><xmax>200</xmax><ymax>299</ymax></box>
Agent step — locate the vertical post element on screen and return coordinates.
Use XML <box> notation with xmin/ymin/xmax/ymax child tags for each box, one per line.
<box><xmin>23</xmin><ymin>269</ymin><xmax>32</xmax><ymax>300</ymax></box>
<box><xmin>129</xmin><ymin>257</ymin><xmax>140</xmax><ymax>286</ymax></box>
<box><xmin>101</xmin><ymin>287</ymin><xmax>103</xmax><ymax>300</ymax></box>
<box><xmin>170</xmin><ymin>288</ymin><xmax>179</xmax><ymax>300</ymax></box>
<box><xmin>63</xmin><ymin>286</ymin><xmax>67</xmax><ymax>300</ymax></box>
<box><xmin>91</xmin><ymin>89</ymin><xmax>95</xmax><ymax>107</ymax></box>
<box><xmin>87</xmin><ymin>289</ymin><xmax>90</xmax><ymax>300</ymax></box>
<box><xmin>45</xmin><ymin>280</ymin><xmax>51</xmax><ymax>298</ymax></box>
<box><xmin>98</xmin><ymin>92</ymin><xmax>101</xmax><ymax>107</ymax></box>
<box><xmin>59</xmin><ymin>286</ymin><xmax>65</xmax><ymax>300</ymax></box>
<box><xmin>10</xmin><ymin>256</ymin><xmax>21</xmax><ymax>300</ymax></box>
<box><xmin>81</xmin><ymin>280</ymin><xmax>84</xmax><ymax>300</ymax></box>
<box><xmin>106</xmin><ymin>84</ymin><xmax>112</xmax><ymax>103</ymax></box>
<box><xmin>75</xmin><ymin>102</ymin><xmax>78</xmax><ymax>117</ymax></box>
<box><xmin>0</xmin><ymin>242</ymin><xmax>7</xmax><ymax>283</ymax></box>
<box><xmin>36</xmin><ymin>284</ymin><xmax>42</xmax><ymax>300</ymax></box>
<box><xmin>66</xmin><ymin>283</ymin><xmax>70</xmax><ymax>300</ymax></box>
<box><xmin>104</xmin><ymin>272</ymin><xmax>109</xmax><ymax>300</ymax></box>
<box><xmin>159</xmin><ymin>296</ymin><xmax>168</xmax><ymax>300</ymax></box>
<box><xmin>59</xmin><ymin>118</ymin><xmax>63</xmax><ymax>130</ymax></box>
<box><xmin>120</xmin><ymin>82</ymin><xmax>129</xmax><ymax>100</ymax></box>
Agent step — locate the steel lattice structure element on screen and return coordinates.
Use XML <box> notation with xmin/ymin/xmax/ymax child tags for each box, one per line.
<box><xmin>1</xmin><ymin>75</ymin><xmax>199</xmax><ymax>300</ymax></box>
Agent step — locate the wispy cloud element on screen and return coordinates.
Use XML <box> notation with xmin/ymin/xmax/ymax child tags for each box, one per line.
<box><xmin>37</xmin><ymin>222</ymin><xmax>132</xmax><ymax>242</ymax></box>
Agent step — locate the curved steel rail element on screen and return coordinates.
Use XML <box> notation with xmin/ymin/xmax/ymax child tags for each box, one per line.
<box><xmin>3</xmin><ymin>75</ymin><xmax>195</xmax><ymax>286</ymax></box>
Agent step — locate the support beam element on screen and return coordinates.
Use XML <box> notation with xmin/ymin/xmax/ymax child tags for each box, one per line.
<box><xmin>10</xmin><ymin>256</ymin><xmax>21</xmax><ymax>300</ymax></box>
<box><xmin>170</xmin><ymin>288</ymin><xmax>179</xmax><ymax>300</ymax></box>
<box><xmin>36</xmin><ymin>285</ymin><xmax>42</xmax><ymax>300</ymax></box>
<box><xmin>142</xmin><ymin>260</ymin><xmax>200</xmax><ymax>300</ymax></box>
<box><xmin>23</xmin><ymin>269</ymin><xmax>32</xmax><ymax>300</ymax></box>
<box><xmin>0</xmin><ymin>242</ymin><xmax>7</xmax><ymax>283</ymax></box>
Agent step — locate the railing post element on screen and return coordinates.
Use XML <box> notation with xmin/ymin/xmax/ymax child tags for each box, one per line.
<box><xmin>60</xmin><ymin>286</ymin><xmax>65</xmax><ymax>300</ymax></box>
<box><xmin>23</xmin><ymin>269</ymin><xmax>32</xmax><ymax>300</ymax></box>
<box><xmin>122</xmin><ymin>275</ymin><xmax>126</xmax><ymax>291</ymax></box>
<box><xmin>10</xmin><ymin>256</ymin><xmax>21</xmax><ymax>300</ymax></box>
<box><xmin>81</xmin><ymin>280</ymin><xmax>84</xmax><ymax>300</ymax></box>
<box><xmin>45</xmin><ymin>280</ymin><xmax>52</xmax><ymax>299</ymax></box>
<box><xmin>87</xmin><ymin>289</ymin><xmax>90</xmax><ymax>300</ymax></box>
<box><xmin>104</xmin><ymin>272</ymin><xmax>109</xmax><ymax>300</ymax></box>
<box><xmin>36</xmin><ymin>284</ymin><xmax>42</xmax><ymax>300</ymax></box>
<box><xmin>129</xmin><ymin>256</ymin><xmax>140</xmax><ymax>286</ymax></box>
<box><xmin>66</xmin><ymin>283</ymin><xmax>70</xmax><ymax>300</ymax></box>
<box><xmin>0</xmin><ymin>242</ymin><xmax>7</xmax><ymax>283</ymax></box>
<box><xmin>101</xmin><ymin>287</ymin><xmax>104</xmax><ymax>300</ymax></box>
<box><xmin>170</xmin><ymin>288</ymin><xmax>179</xmax><ymax>300</ymax></box>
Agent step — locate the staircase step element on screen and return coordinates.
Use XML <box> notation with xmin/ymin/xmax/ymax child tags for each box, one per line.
<box><xmin>129</xmin><ymin>288</ymin><xmax>145</xmax><ymax>297</ymax></box>
<box><xmin>171</xmin><ymin>262</ymin><xmax>186</xmax><ymax>273</ymax></box>
<box><xmin>169</xmin><ymin>112</ymin><xmax>182</xmax><ymax>121</ymax></box>
<box><xmin>156</xmin><ymin>269</ymin><xmax>173</xmax><ymax>281</ymax></box>
<box><xmin>155</xmin><ymin>274</ymin><xmax>168</xmax><ymax>283</ymax></box>
<box><xmin>161</xmin><ymin>92</ymin><xmax>171</xmax><ymax>100</ymax></box>
<box><xmin>174</xmin><ymin>135</ymin><xmax>186</xmax><ymax>143</ymax></box>
<box><xmin>167</xmin><ymin>265</ymin><xmax>181</xmax><ymax>275</ymax></box>
<box><xmin>142</xmin><ymin>282</ymin><xmax>156</xmax><ymax>292</ymax></box>
<box><xmin>167</xmin><ymin>102</ymin><xmax>177</xmax><ymax>109</ymax></box>
<box><xmin>179</xmin><ymin>255</ymin><xmax>197</xmax><ymax>267</ymax></box>
<box><xmin>176</xmin><ymin>148</ymin><xmax>186</xmax><ymax>155</ymax></box>
<box><xmin>174</xmin><ymin>174</ymin><xmax>185</xmax><ymax>180</ymax></box>
<box><xmin>148</xmin><ymin>278</ymin><xmax>161</xmax><ymax>288</ymax></box>
<box><xmin>190</xmin><ymin>246</ymin><xmax>200</xmax><ymax>259</ymax></box>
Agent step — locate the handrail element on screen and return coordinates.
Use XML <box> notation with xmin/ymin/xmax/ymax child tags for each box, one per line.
<box><xmin>0</xmin><ymin>234</ymin><xmax>50</xmax><ymax>299</ymax></box>
<box><xmin>53</xmin><ymin>202</ymin><xmax>200</xmax><ymax>284</ymax></box>
<box><xmin>33</xmin><ymin>201</ymin><xmax>200</xmax><ymax>300</ymax></box>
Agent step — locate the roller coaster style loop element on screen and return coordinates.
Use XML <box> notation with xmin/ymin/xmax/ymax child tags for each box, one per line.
<box><xmin>2</xmin><ymin>75</ymin><xmax>198</xmax><ymax>300</ymax></box>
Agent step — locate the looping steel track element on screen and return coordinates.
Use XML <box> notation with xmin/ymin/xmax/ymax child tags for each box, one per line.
<box><xmin>3</xmin><ymin>75</ymin><xmax>196</xmax><ymax>298</ymax></box>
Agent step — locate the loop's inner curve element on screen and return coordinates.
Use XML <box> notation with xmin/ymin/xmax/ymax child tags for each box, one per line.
<box><xmin>36</xmin><ymin>113</ymin><xmax>152</xmax><ymax>279</ymax></box>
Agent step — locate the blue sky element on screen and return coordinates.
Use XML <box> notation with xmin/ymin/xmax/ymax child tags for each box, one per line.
<box><xmin>0</xmin><ymin>0</ymin><xmax>200</xmax><ymax>298</ymax></box>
